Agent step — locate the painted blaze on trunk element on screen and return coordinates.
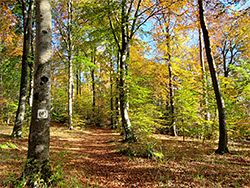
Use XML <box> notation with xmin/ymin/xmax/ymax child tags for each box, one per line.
<box><xmin>23</xmin><ymin>0</ymin><xmax>53</xmax><ymax>184</ymax></box>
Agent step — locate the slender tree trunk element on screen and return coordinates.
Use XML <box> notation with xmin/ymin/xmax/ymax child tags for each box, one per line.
<box><xmin>68</xmin><ymin>0</ymin><xmax>73</xmax><ymax>129</ymax></box>
<box><xmin>199</xmin><ymin>28</ymin><xmax>210</xmax><ymax>119</ymax></box>
<box><xmin>168</xmin><ymin>63</ymin><xmax>177</xmax><ymax>136</ymax></box>
<box><xmin>12</xmin><ymin>0</ymin><xmax>33</xmax><ymax>137</ymax></box>
<box><xmin>23</xmin><ymin>0</ymin><xmax>52</xmax><ymax>184</ymax></box>
<box><xmin>0</xmin><ymin>61</ymin><xmax>2</xmax><ymax>116</ymax></box>
<box><xmin>114</xmin><ymin>54</ymin><xmax>120</xmax><ymax>126</ymax></box>
<box><xmin>119</xmin><ymin>0</ymin><xmax>133</xmax><ymax>140</ymax></box>
<box><xmin>28</xmin><ymin>28</ymin><xmax>35</xmax><ymax>108</ymax></box>
<box><xmin>163</xmin><ymin>9</ymin><xmax>177</xmax><ymax>136</ymax></box>
<box><xmin>119</xmin><ymin>44</ymin><xmax>132</xmax><ymax>140</ymax></box>
<box><xmin>91</xmin><ymin>52</ymin><xmax>96</xmax><ymax>114</ymax></box>
<box><xmin>110</xmin><ymin>60</ymin><xmax>114</xmax><ymax>127</ymax></box>
<box><xmin>199</xmin><ymin>28</ymin><xmax>211</xmax><ymax>140</ymax></box>
<box><xmin>76</xmin><ymin>69</ymin><xmax>80</xmax><ymax>96</ymax></box>
<box><xmin>198</xmin><ymin>0</ymin><xmax>229</xmax><ymax>154</ymax></box>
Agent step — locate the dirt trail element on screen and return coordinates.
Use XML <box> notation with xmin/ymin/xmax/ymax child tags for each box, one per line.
<box><xmin>51</xmin><ymin>126</ymin><xmax>163</xmax><ymax>187</ymax></box>
<box><xmin>2</xmin><ymin>124</ymin><xmax>249</xmax><ymax>187</ymax></box>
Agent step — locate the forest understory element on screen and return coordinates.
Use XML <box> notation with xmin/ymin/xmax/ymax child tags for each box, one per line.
<box><xmin>0</xmin><ymin>122</ymin><xmax>250</xmax><ymax>188</ymax></box>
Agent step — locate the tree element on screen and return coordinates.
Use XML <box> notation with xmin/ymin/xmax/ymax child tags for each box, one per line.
<box><xmin>108</xmin><ymin>0</ymin><xmax>160</xmax><ymax>140</ymax></box>
<box><xmin>11</xmin><ymin>0</ymin><xmax>34</xmax><ymax>137</ymax></box>
<box><xmin>198</xmin><ymin>0</ymin><xmax>229</xmax><ymax>154</ymax></box>
<box><xmin>22</xmin><ymin>0</ymin><xmax>52</xmax><ymax>184</ymax></box>
<box><xmin>67</xmin><ymin>0</ymin><xmax>73</xmax><ymax>129</ymax></box>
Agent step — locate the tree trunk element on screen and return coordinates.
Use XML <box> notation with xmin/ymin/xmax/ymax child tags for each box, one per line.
<box><xmin>91</xmin><ymin>52</ymin><xmax>96</xmax><ymax>114</ymax></box>
<box><xmin>110</xmin><ymin>60</ymin><xmax>114</xmax><ymax>127</ymax></box>
<box><xmin>28</xmin><ymin>27</ymin><xmax>35</xmax><ymax>108</ymax></box>
<box><xmin>198</xmin><ymin>0</ymin><xmax>229</xmax><ymax>154</ymax></box>
<box><xmin>12</xmin><ymin>0</ymin><xmax>33</xmax><ymax>137</ymax></box>
<box><xmin>168</xmin><ymin>63</ymin><xmax>177</xmax><ymax>136</ymax></box>
<box><xmin>0</xmin><ymin>61</ymin><xmax>2</xmax><ymax>116</ymax></box>
<box><xmin>163</xmin><ymin>9</ymin><xmax>177</xmax><ymax>136</ymax></box>
<box><xmin>68</xmin><ymin>0</ymin><xmax>73</xmax><ymax>129</ymax></box>
<box><xmin>23</xmin><ymin>0</ymin><xmax>52</xmax><ymax>184</ymax></box>
<box><xmin>199</xmin><ymin>28</ymin><xmax>211</xmax><ymax>140</ymax></box>
<box><xmin>119</xmin><ymin>44</ymin><xmax>132</xmax><ymax>140</ymax></box>
<box><xmin>119</xmin><ymin>0</ymin><xmax>133</xmax><ymax>141</ymax></box>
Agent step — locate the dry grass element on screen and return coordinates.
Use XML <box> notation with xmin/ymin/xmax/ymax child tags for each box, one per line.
<box><xmin>0</xmin><ymin>123</ymin><xmax>250</xmax><ymax>187</ymax></box>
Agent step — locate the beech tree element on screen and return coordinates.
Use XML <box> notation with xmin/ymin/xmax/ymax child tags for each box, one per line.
<box><xmin>108</xmin><ymin>0</ymin><xmax>161</xmax><ymax>140</ymax></box>
<box><xmin>198</xmin><ymin>0</ymin><xmax>229</xmax><ymax>154</ymax></box>
<box><xmin>11</xmin><ymin>0</ymin><xmax>34</xmax><ymax>137</ymax></box>
<box><xmin>67</xmin><ymin>0</ymin><xmax>73</xmax><ymax>129</ymax></box>
<box><xmin>22</xmin><ymin>0</ymin><xmax>53</xmax><ymax>184</ymax></box>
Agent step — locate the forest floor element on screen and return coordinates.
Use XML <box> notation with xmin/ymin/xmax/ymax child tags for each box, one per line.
<box><xmin>0</xmin><ymin>122</ymin><xmax>250</xmax><ymax>187</ymax></box>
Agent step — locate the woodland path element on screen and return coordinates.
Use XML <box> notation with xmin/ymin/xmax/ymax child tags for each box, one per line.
<box><xmin>1</xmin><ymin>124</ymin><xmax>250</xmax><ymax>187</ymax></box>
<box><xmin>50</xmin><ymin>124</ymin><xmax>166</xmax><ymax>187</ymax></box>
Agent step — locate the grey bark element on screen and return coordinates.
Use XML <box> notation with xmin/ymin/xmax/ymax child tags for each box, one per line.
<box><xmin>199</xmin><ymin>28</ymin><xmax>211</xmax><ymax>140</ymax></box>
<box><xmin>28</xmin><ymin>27</ymin><xmax>35</xmax><ymax>108</ymax></box>
<box><xmin>159</xmin><ymin>8</ymin><xmax>177</xmax><ymax>136</ymax></box>
<box><xmin>23</xmin><ymin>0</ymin><xmax>52</xmax><ymax>184</ymax></box>
<box><xmin>68</xmin><ymin>0</ymin><xmax>73</xmax><ymax>128</ymax></box>
<box><xmin>110</xmin><ymin>60</ymin><xmax>114</xmax><ymax>127</ymax></box>
<box><xmin>12</xmin><ymin>0</ymin><xmax>34</xmax><ymax>137</ymax></box>
<box><xmin>198</xmin><ymin>0</ymin><xmax>229</xmax><ymax>154</ymax></box>
<box><xmin>168</xmin><ymin>63</ymin><xmax>177</xmax><ymax>136</ymax></box>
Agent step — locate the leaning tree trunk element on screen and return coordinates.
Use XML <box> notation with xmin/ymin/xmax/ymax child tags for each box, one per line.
<box><xmin>198</xmin><ymin>0</ymin><xmax>229</xmax><ymax>154</ymax></box>
<box><xmin>12</xmin><ymin>0</ymin><xmax>34</xmax><ymax>137</ymax></box>
<box><xmin>23</xmin><ymin>0</ymin><xmax>52</xmax><ymax>184</ymax></box>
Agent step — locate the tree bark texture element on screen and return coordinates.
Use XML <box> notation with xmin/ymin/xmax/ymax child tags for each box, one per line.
<box><xmin>162</xmin><ymin>9</ymin><xmax>177</xmax><ymax>136</ymax></box>
<box><xmin>198</xmin><ymin>0</ymin><xmax>229</xmax><ymax>154</ymax></box>
<box><xmin>12</xmin><ymin>0</ymin><xmax>34</xmax><ymax>137</ymax></box>
<box><xmin>119</xmin><ymin>0</ymin><xmax>132</xmax><ymax>140</ymax></box>
<box><xmin>110</xmin><ymin>60</ymin><xmax>114</xmax><ymax>127</ymax></box>
<box><xmin>28</xmin><ymin>26</ymin><xmax>35</xmax><ymax>108</ymax></box>
<box><xmin>68</xmin><ymin>0</ymin><xmax>73</xmax><ymax>128</ymax></box>
<box><xmin>24</xmin><ymin>0</ymin><xmax>52</xmax><ymax>183</ymax></box>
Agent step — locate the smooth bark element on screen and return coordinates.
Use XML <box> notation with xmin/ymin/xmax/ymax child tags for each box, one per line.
<box><xmin>12</xmin><ymin>0</ymin><xmax>34</xmax><ymax>137</ymax></box>
<box><xmin>110</xmin><ymin>60</ymin><xmax>114</xmax><ymax>127</ymax></box>
<box><xmin>198</xmin><ymin>0</ymin><xmax>229</xmax><ymax>154</ymax></box>
<box><xmin>23</xmin><ymin>0</ymin><xmax>52</xmax><ymax>184</ymax></box>
<box><xmin>28</xmin><ymin>28</ymin><xmax>35</xmax><ymax>108</ymax></box>
<box><xmin>68</xmin><ymin>0</ymin><xmax>73</xmax><ymax>128</ymax></box>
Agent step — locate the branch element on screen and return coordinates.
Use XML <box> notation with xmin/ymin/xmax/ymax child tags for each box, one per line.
<box><xmin>108</xmin><ymin>0</ymin><xmax>121</xmax><ymax>51</ymax></box>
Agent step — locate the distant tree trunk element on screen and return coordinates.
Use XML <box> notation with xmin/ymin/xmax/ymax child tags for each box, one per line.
<box><xmin>110</xmin><ymin>60</ymin><xmax>114</xmax><ymax>127</ymax></box>
<box><xmin>114</xmin><ymin>54</ymin><xmax>120</xmax><ymax>127</ymax></box>
<box><xmin>12</xmin><ymin>0</ymin><xmax>33</xmax><ymax>137</ymax></box>
<box><xmin>23</xmin><ymin>0</ymin><xmax>52</xmax><ymax>184</ymax></box>
<box><xmin>168</xmin><ymin>63</ymin><xmax>177</xmax><ymax>136</ymax></box>
<box><xmin>68</xmin><ymin>0</ymin><xmax>73</xmax><ymax>129</ymax></box>
<box><xmin>162</xmin><ymin>9</ymin><xmax>177</xmax><ymax>136</ymax></box>
<box><xmin>76</xmin><ymin>68</ymin><xmax>81</xmax><ymax>96</ymax></box>
<box><xmin>0</xmin><ymin>61</ymin><xmax>2</xmax><ymax>115</ymax></box>
<box><xmin>198</xmin><ymin>0</ymin><xmax>229</xmax><ymax>154</ymax></box>
<box><xmin>199</xmin><ymin>28</ymin><xmax>210</xmax><ymax>139</ymax></box>
<box><xmin>91</xmin><ymin>51</ymin><xmax>96</xmax><ymax>115</ymax></box>
<box><xmin>28</xmin><ymin>28</ymin><xmax>35</xmax><ymax>108</ymax></box>
<box><xmin>199</xmin><ymin>28</ymin><xmax>210</xmax><ymax>120</ymax></box>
